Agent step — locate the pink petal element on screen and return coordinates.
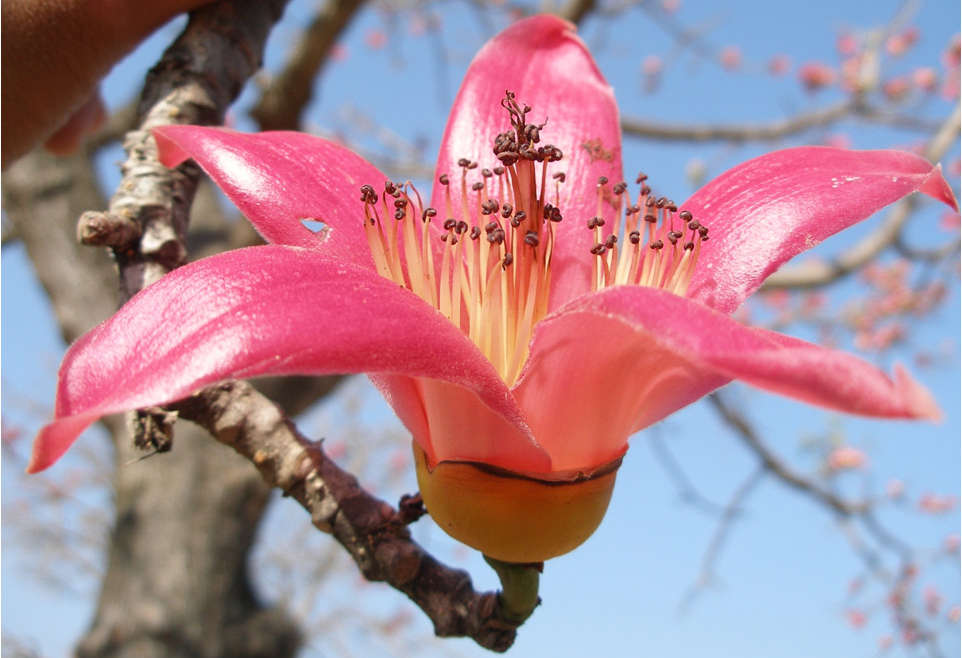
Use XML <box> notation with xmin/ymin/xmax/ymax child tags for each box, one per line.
<box><xmin>431</xmin><ymin>14</ymin><xmax>622</xmax><ymax>308</ymax></box>
<box><xmin>30</xmin><ymin>245</ymin><xmax>549</xmax><ymax>473</ymax></box>
<box><xmin>684</xmin><ymin>147</ymin><xmax>958</xmax><ymax>314</ymax></box>
<box><xmin>513</xmin><ymin>286</ymin><xmax>939</xmax><ymax>471</ymax></box>
<box><xmin>154</xmin><ymin>126</ymin><xmax>386</xmax><ymax>270</ymax></box>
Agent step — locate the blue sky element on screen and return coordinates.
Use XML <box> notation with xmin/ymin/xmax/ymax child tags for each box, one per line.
<box><xmin>3</xmin><ymin>1</ymin><xmax>959</xmax><ymax>656</ymax></box>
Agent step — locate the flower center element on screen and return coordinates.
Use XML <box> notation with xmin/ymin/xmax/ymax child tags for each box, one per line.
<box><xmin>359</xmin><ymin>91</ymin><xmax>707</xmax><ymax>385</ymax></box>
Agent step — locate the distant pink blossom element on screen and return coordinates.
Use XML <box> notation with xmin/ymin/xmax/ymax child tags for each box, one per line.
<box><xmin>768</xmin><ymin>54</ymin><xmax>791</xmax><ymax>76</ymax></box>
<box><xmin>822</xmin><ymin>134</ymin><xmax>852</xmax><ymax>149</ymax></box>
<box><xmin>912</xmin><ymin>67</ymin><xmax>938</xmax><ymax>92</ymax></box>
<box><xmin>827</xmin><ymin>446</ymin><xmax>868</xmax><ymax>471</ymax></box>
<box><xmin>882</xmin><ymin>77</ymin><xmax>910</xmax><ymax>101</ymax></box>
<box><xmin>365</xmin><ymin>29</ymin><xmax>387</xmax><ymax>50</ymax></box>
<box><xmin>918</xmin><ymin>493</ymin><xmax>956</xmax><ymax>514</ymax></box>
<box><xmin>798</xmin><ymin>62</ymin><xmax>837</xmax><ymax>91</ymax></box>
<box><xmin>885</xmin><ymin>27</ymin><xmax>919</xmax><ymax>56</ymax></box>
<box><xmin>846</xmin><ymin>609</ymin><xmax>867</xmax><ymax>628</ymax></box>
<box><xmin>837</xmin><ymin>33</ymin><xmax>858</xmax><ymax>56</ymax></box>
<box><xmin>940</xmin><ymin>211</ymin><xmax>961</xmax><ymax>231</ymax></box>
<box><xmin>661</xmin><ymin>0</ymin><xmax>680</xmax><ymax>12</ymax></box>
<box><xmin>719</xmin><ymin>46</ymin><xmax>741</xmax><ymax>70</ymax></box>
<box><xmin>886</xmin><ymin>478</ymin><xmax>905</xmax><ymax>499</ymax></box>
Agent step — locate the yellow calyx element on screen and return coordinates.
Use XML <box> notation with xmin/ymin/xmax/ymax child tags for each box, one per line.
<box><xmin>413</xmin><ymin>444</ymin><xmax>618</xmax><ymax>563</ymax></box>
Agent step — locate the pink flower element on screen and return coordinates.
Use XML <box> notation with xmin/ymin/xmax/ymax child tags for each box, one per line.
<box><xmin>826</xmin><ymin>446</ymin><xmax>868</xmax><ymax>471</ymax></box>
<box><xmin>28</xmin><ymin>16</ymin><xmax>957</xmax><ymax>561</ymax></box>
<box><xmin>767</xmin><ymin>54</ymin><xmax>791</xmax><ymax>76</ymax></box>
<box><xmin>798</xmin><ymin>62</ymin><xmax>837</xmax><ymax>91</ymax></box>
<box><xmin>719</xmin><ymin>46</ymin><xmax>742</xmax><ymax>70</ymax></box>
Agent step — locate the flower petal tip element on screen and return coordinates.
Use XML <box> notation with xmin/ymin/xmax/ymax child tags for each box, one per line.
<box><xmin>894</xmin><ymin>363</ymin><xmax>942</xmax><ymax>423</ymax></box>
<box><xmin>923</xmin><ymin>163</ymin><xmax>959</xmax><ymax>212</ymax></box>
<box><xmin>152</xmin><ymin>127</ymin><xmax>192</xmax><ymax>168</ymax></box>
<box><xmin>27</xmin><ymin>415</ymin><xmax>96</xmax><ymax>473</ymax></box>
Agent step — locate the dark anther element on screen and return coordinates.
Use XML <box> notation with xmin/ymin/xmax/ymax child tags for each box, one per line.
<box><xmin>502</xmin><ymin>253</ymin><xmax>514</xmax><ymax>268</ymax></box>
<box><xmin>439</xmin><ymin>174</ymin><xmax>450</xmax><ymax>186</ymax></box>
<box><xmin>524</xmin><ymin>123</ymin><xmax>542</xmax><ymax>143</ymax></box>
<box><xmin>471</xmin><ymin>181</ymin><xmax>484</xmax><ymax>191</ymax></box>
<box><xmin>645</xmin><ymin>196</ymin><xmax>656</xmax><ymax>208</ymax></box>
<box><xmin>629</xmin><ymin>231</ymin><xmax>641</xmax><ymax>244</ymax></box>
<box><xmin>667</xmin><ymin>233</ymin><xmax>679</xmax><ymax>245</ymax></box>
<box><xmin>470</xmin><ymin>226</ymin><xmax>481</xmax><ymax>240</ymax></box>
<box><xmin>481</xmin><ymin>199</ymin><xmax>499</xmax><ymax>215</ymax></box>
<box><xmin>667</xmin><ymin>201</ymin><xmax>677</xmax><ymax>212</ymax></box>
<box><xmin>655</xmin><ymin>196</ymin><xmax>668</xmax><ymax>208</ymax></box>
<box><xmin>590</xmin><ymin>243</ymin><xmax>607</xmax><ymax>255</ymax></box>
<box><xmin>650</xmin><ymin>239</ymin><xmax>664</xmax><ymax>250</ymax></box>
<box><xmin>684</xmin><ymin>242</ymin><xmax>695</xmax><ymax>251</ymax></box>
<box><xmin>698</xmin><ymin>226</ymin><xmax>709</xmax><ymax>238</ymax></box>
<box><xmin>441</xmin><ymin>234</ymin><xmax>449</xmax><ymax>242</ymax></box>
<box><xmin>457</xmin><ymin>158</ymin><xmax>471</xmax><ymax>168</ymax></box>
<box><xmin>384</xmin><ymin>180</ymin><xmax>397</xmax><ymax>195</ymax></box>
<box><xmin>359</xmin><ymin>184</ymin><xmax>378</xmax><ymax>204</ymax></box>
<box><xmin>553</xmin><ymin>172</ymin><xmax>566</xmax><ymax>182</ymax></box>
<box><xmin>670</xmin><ymin>231</ymin><xmax>684</xmax><ymax>240</ymax></box>
<box><xmin>524</xmin><ymin>231</ymin><xmax>540</xmax><ymax>247</ymax></box>
<box><xmin>456</xmin><ymin>220</ymin><xmax>468</xmax><ymax>234</ymax></box>
<box><xmin>605</xmin><ymin>235</ymin><xmax>618</xmax><ymax>248</ymax></box>
<box><xmin>487</xmin><ymin>229</ymin><xmax>505</xmax><ymax>244</ymax></box>
<box><xmin>443</xmin><ymin>218</ymin><xmax>457</xmax><ymax>230</ymax></box>
<box><xmin>493</xmin><ymin>166</ymin><xmax>505</xmax><ymax>175</ymax></box>
<box><xmin>678</xmin><ymin>210</ymin><xmax>693</xmax><ymax>222</ymax></box>
<box><xmin>482</xmin><ymin>168</ymin><xmax>493</xmax><ymax>178</ymax></box>
<box><xmin>485</xmin><ymin>221</ymin><xmax>499</xmax><ymax>233</ymax></box>
<box><xmin>635</xmin><ymin>172</ymin><xmax>648</xmax><ymax>183</ymax></box>
<box><xmin>467</xmin><ymin>161</ymin><xmax>478</xmax><ymax>170</ymax></box>
<box><xmin>587</xmin><ymin>216</ymin><xmax>605</xmax><ymax>229</ymax></box>
<box><xmin>543</xmin><ymin>145</ymin><xmax>563</xmax><ymax>162</ymax></box>
<box><xmin>394</xmin><ymin>198</ymin><xmax>408</xmax><ymax>209</ymax></box>
<box><xmin>510</xmin><ymin>215</ymin><xmax>523</xmax><ymax>228</ymax></box>
<box><xmin>640</xmin><ymin>185</ymin><xmax>652</xmax><ymax>196</ymax></box>
<box><xmin>644</xmin><ymin>214</ymin><xmax>657</xmax><ymax>223</ymax></box>
<box><xmin>543</xmin><ymin>203</ymin><xmax>554</xmax><ymax>219</ymax></box>
<box><xmin>422</xmin><ymin>207</ymin><xmax>437</xmax><ymax>221</ymax></box>
<box><xmin>548</xmin><ymin>206</ymin><xmax>563</xmax><ymax>222</ymax></box>
<box><xmin>501</xmin><ymin>203</ymin><xmax>513</xmax><ymax>218</ymax></box>
<box><xmin>626</xmin><ymin>204</ymin><xmax>641</xmax><ymax>215</ymax></box>
<box><xmin>394</xmin><ymin>210</ymin><xmax>405</xmax><ymax>220</ymax></box>
<box><xmin>612</xmin><ymin>182</ymin><xmax>627</xmax><ymax>195</ymax></box>
<box><xmin>597</xmin><ymin>176</ymin><xmax>609</xmax><ymax>186</ymax></box>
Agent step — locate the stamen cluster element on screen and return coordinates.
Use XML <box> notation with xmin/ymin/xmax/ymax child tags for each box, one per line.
<box><xmin>359</xmin><ymin>91</ymin><xmax>707</xmax><ymax>385</ymax></box>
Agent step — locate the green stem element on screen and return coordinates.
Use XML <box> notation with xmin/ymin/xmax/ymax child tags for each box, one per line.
<box><xmin>483</xmin><ymin>555</ymin><xmax>542</xmax><ymax>625</ymax></box>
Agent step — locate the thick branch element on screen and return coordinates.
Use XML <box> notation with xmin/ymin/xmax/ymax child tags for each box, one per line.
<box><xmin>250</xmin><ymin>0</ymin><xmax>366</xmax><ymax>131</ymax></box>
<box><xmin>78</xmin><ymin>0</ymin><xmax>288</xmax><ymax>299</ymax></box>
<box><xmin>170</xmin><ymin>380</ymin><xmax>531</xmax><ymax>653</ymax></box>
<box><xmin>622</xmin><ymin>101</ymin><xmax>853</xmax><ymax>143</ymax></box>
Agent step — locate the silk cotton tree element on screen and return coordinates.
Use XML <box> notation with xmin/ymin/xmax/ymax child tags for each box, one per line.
<box><xmin>29</xmin><ymin>14</ymin><xmax>956</xmax><ymax>620</ymax></box>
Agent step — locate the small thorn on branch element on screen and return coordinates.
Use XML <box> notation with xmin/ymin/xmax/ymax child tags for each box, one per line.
<box><xmin>398</xmin><ymin>492</ymin><xmax>426</xmax><ymax>524</ymax></box>
<box><xmin>77</xmin><ymin>210</ymin><xmax>142</xmax><ymax>248</ymax></box>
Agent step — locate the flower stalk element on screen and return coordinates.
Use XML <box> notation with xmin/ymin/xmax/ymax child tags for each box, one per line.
<box><xmin>484</xmin><ymin>555</ymin><xmax>542</xmax><ymax>626</ymax></box>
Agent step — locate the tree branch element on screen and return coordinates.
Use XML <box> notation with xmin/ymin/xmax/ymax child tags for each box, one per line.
<box><xmin>169</xmin><ymin>379</ymin><xmax>532</xmax><ymax>653</ymax></box>
<box><xmin>250</xmin><ymin>0</ymin><xmax>367</xmax><ymax>131</ymax></box>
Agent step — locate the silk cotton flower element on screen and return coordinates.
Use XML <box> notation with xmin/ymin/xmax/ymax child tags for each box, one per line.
<box><xmin>30</xmin><ymin>15</ymin><xmax>956</xmax><ymax>563</ymax></box>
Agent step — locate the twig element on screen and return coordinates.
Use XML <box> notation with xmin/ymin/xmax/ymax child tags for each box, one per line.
<box><xmin>169</xmin><ymin>380</ymin><xmax>533</xmax><ymax>653</ymax></box>
<box><xmin>707</xmin><ymin>392</ymin><xmax>868</xmax><ymax>516</ymax></box>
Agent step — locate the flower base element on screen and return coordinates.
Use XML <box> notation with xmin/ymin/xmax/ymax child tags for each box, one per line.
<box><xmin>413</xmin><ymin>443</ymin><xmax>619</xmax><ymax>562</ymax></box>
